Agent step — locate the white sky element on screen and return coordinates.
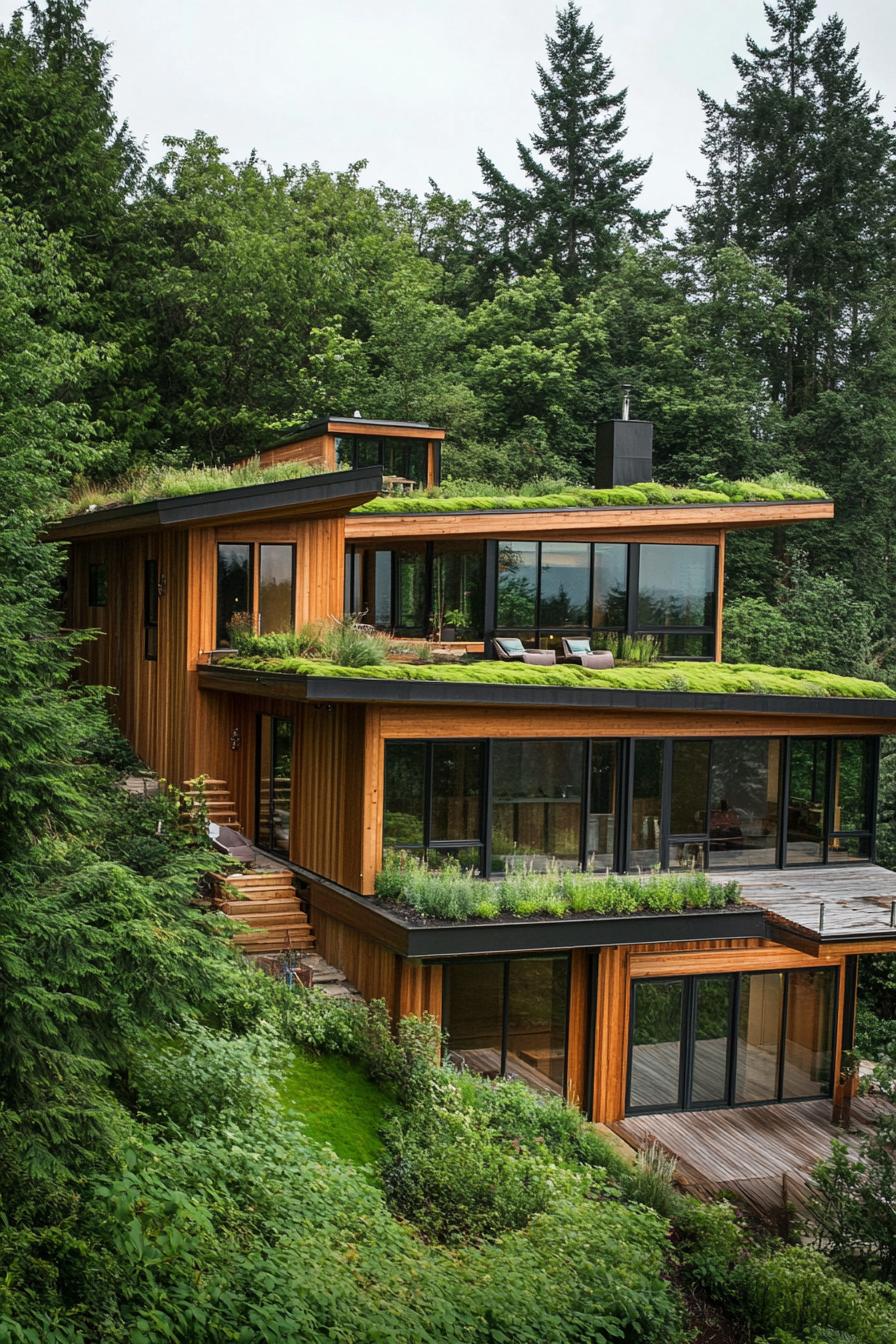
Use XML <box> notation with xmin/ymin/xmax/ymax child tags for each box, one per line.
<box><xmin>7</xmin><ymin>0</ymin><xmax>896</xmax><ymax>216</ymax></box>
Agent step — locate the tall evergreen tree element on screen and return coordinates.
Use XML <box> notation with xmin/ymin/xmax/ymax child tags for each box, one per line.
<box><xmin>476</xmin><ymin>2</ymin><xmax>663</xmax><ymax>294</ymax></box>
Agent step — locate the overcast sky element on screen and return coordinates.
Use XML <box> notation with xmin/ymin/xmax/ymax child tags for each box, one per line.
<box><xmin>8</xmin><ymin>0</ymin><xmax>896</xmax><ymax>216</ymax></box>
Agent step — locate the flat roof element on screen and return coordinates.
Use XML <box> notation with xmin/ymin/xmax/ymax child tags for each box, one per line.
<box><xmin>298</xmin><ymin>867</ymin><xmax>767</xmax><ymax>958</ymax></box>
<box><xmin>48</xmin><ymin>466</ymin><xmax>384</xmax><ymax>540</ymax></box>
<box><xmin>198</xmin><ymin>664</ymin><xmax>896</xmax><ymax>724</ymax></box>
<box><xmin>268</xmin><ymin>416</ymin><xmax>444</xmax><ymax>449</ymax></box>
<box><xmin>717</xmin><ymin>864</ymin><xmax>896</xmax><ymax>949</ymax></box>
<box><xmin>346</xmin><ymin>498</ymin><xmax>835</xmax><ymax>541</ymax></box>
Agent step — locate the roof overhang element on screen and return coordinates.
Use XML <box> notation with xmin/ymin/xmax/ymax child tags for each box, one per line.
<box><xmin>345</xmin><ymin>498</ymin><xmax>834</xmax><ymax>543</ymax></box>
<box><xmin>197</xmin><ymin>664</ymin><xmax>896</xmax><ymax>727</ymax></box>
<box><xmin>297</xmin><ymin>868</ymin><xmax>768</xmax><ymax>958</ymax></box>
<box><xmin>268</xmin><ymin>417</ymin><xmax>445</xmax><ymax>450</ymax></box>
<box><xmin>48</xmin><ymin>467</ymin><xmax>384</xmax><ymax>540</ymax></box>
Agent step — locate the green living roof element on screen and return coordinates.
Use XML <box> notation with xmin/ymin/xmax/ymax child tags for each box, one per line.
<box><xmin>353</xmin><ymin>475</ymin><xmax>829</xmax><ymax>514</ymax></box>
<box><xmin>65</xmin><ymin>465</ymin><xmax>827</xmax><ymax>518</ymax></box>
<box><xmin>216</xmin><ymin>655</ymin><xmax>895</xmax><ymax>701</ymax></box>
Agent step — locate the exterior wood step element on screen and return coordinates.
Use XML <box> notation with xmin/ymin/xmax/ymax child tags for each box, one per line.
<box><xmin>228</xmin><ymin>912</ymin><xmax>311</xmax><ymax>930</ymax></box>
<box><xmin>233</xmin><ymin>932</ymin><xmax>316</xmax><ymax>951</ymax></box>
<box><xmin>219</xmin><ymin>897</ymin><xmax>305</xmax><ymax>917</ymax></box>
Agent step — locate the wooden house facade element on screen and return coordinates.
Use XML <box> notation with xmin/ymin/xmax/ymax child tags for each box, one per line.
<box><xmin>53</xmin><ymin>417</ymin><xmax>896</xmax><ymax>1129</ymax></box>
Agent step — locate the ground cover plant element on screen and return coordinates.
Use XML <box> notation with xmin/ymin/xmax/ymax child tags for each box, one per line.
<box><xmin>218</xmin><ymin>650</ymin><xmax>896</xmax><ymax>699</ymax></box>
<box><xmin>374</xmin><ymin>850</ymin><xmax>741</xmax><ymax>920</ymax></box>
<box><xmin>353</xmin><ymin>472</ymin><xmax>828</xmax><ymax>513</ymax></box>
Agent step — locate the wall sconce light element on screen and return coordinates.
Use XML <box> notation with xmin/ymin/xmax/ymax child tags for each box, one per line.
<box><xmin>157</xmin><ymin>572</ymin><xmax>167</xmax><ymax>597</ymax></box>
<box><xmin>229</xmin><ymin>728</ymin><xmax>241</xmax><ymax>751</ymax></box>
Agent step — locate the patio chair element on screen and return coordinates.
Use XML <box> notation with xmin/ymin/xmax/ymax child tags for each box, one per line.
<box><xmin>559</xmin><ymin>637</ymin><xmax>615</xmax><ymax>670</ymax></box>
<box><xmin>492</xmin><ymin>636</ymin><xmax>557</xmax><ymax>666</ymax></box>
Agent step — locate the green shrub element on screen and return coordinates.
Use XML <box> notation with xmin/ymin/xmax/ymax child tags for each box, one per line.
<box><xmin>374</xmin><ymin>850</ymin><xmax>740</xmax><ymax>920</ymax></box>
<box><xmin>732</xmin><ymin>1245</ymin><xmax>896</xmax><ymax>1344</ymax></box>
<box><xmin>671</xmin><ymin>1197</ymin><xmax>745</xmax><ymax>1295</ymax></box>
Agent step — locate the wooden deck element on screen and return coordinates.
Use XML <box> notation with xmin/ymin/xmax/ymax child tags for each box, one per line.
<box><xmin>714</xmin><ymin>863</ymin><xmax>896</xmax><ymax>946</ymax></box>
<box><xmin>614</xmin><ymin>1095</ymin><xmax>891</xmax><ymax>1220</ymax></box>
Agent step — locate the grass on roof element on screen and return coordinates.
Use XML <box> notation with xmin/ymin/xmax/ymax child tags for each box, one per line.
<box><xmin>216</xmin><ymin>653</ymin><xmax>896</xmax><ymax>700</ymax></box>
<box><xmin>353</xmin><ymin>472</ymin><xmax>828</xmax><ymax>514</ymax></box>
<box><xmin>66</xmin><ymin>459</ymin><xmax>321</xmax><ymax>514</ymax></box>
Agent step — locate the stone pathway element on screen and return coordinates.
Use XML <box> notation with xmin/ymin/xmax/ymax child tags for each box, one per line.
<box><xmin>121</xmin><ymin>771</ymin><xmax>160</xmax><ymax>797</ymax></box>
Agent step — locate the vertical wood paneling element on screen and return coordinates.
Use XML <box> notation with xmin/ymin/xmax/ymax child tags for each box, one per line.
<box><xmin>565</xmin><ymin>950</ymin><xmax>592</xmax><ymax>1110</ymax></box>
<box><xmin>592</xmin><ymin>946</ymin><xmax>631</xmax><ymax>1123</ymax></box>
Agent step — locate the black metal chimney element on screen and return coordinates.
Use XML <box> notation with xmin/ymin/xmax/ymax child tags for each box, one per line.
<box><xmin>595</xmin><ymin>384</ymin><xmax>653</xmax><ymax>487</ymax></box>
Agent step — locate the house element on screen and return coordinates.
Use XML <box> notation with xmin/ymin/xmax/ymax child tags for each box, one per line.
<box><xmin>52</xmin><ymin>414</ymin><xmax>896</xmax><ymax>1157</ymax></box>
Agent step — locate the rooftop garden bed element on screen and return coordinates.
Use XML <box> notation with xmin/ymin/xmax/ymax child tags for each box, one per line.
<box><xmin>353</xmin><ymin>471</ymin><xmax>828</xmax><ymax>514</ymax></box>
<box><xmin>218</xmin><ymin>650</ymin><xmax>896</xmax><ymax>701</ymax></box>
<box><xmin>374</xmin><ymin>852</ymin><xmax>741</xmax><ymax>922</ymax></box>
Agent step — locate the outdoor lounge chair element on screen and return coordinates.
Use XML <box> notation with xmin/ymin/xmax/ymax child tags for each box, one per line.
<box><xmin>492</xmin><ymin>636</ymin><xmax>556</xmax><ymax>666</ymax></box>
<box><xmin>559</xmin><ymin>638</ymin><xmax>615</xmax><ymax>670</ymax></box>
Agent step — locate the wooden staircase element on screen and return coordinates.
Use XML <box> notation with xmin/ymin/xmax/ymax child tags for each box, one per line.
<box><xmin>185</xmin><ymin>777</ymin><xmax>242</xmax><ymax>831</ymax></box>
<box><xmin>213</xmin><ymin>866</ymin><xmax>316</xmax><ymax>954</ymax></box>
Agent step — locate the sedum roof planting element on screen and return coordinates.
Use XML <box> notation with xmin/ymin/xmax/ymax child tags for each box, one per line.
<box><xmin>215</xmin><ymin>655</ymin><xmax>895</xmax><ymax>700</ymax></box>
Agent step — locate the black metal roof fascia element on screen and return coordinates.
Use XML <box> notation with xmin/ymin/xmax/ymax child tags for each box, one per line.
<box><xmin>354</xmin><ymin>498</ymin><xmax>833</xmax><ymax>521</ymax></box>
<box><xmin>198</xmin><ymin>665</ymin><xmax>896</xmax><ymax>721</ymax></box>
<box><xmin>267</xmin><ymin>417</ymin><xmax>435</xmax><ymax>448</ymax></box>
<box><xmin>289</xmin><ymin>866</ymin><xmax>767</xmax><ymax>957</ymax></box>
<box><xmin>51</xmin><ymin>466</ymin><xmax>384</xmax><ymax>534</ymax></box>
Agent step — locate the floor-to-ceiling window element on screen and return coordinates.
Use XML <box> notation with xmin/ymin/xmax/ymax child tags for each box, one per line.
<box><xmin>627</xmin><ymin>967</ymin><xmax>838</xmax><ymax>1114</ymax></box>
<box><xmin>494</xmin><ymin>540</ymin><xmax>717</xmax><ymax>658</ymax></box>
<box><xmin>380</xmin><ymin>735</ymin><xmax>878</xmax><ymax>875</ymax></box>
<box><xmin>442</xmin><ymin>956</ymin><xmax>569</xmax><ymax>1094</ymax></box>
<box><xmin>346</xmin><ymin>541</ymin><xmax>484</xmax><ymax>639</ymax></box>
<box><xmin>334</xmin><ymin>433</ymin><xmax>431</xmax><ymax>487</ymax></box>
<box><xmin>216</xmin><ymin>542</ymin><xmax>296</xmax><ymax>646</ymax></box>
<box><xmin>256</xmin><ymin>715</ymin><xmax>293</xmax><ymax>855</ymax></box>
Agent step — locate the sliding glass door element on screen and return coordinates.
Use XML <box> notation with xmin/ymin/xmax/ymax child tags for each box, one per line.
<box><xmin>627</xmin><ymin>967</ymin><xmax>837</xmax><ymax>1114</ymax></box>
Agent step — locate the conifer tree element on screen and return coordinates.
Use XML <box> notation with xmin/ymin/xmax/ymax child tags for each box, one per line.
<box><xmin>476</xmin><ymin>2</ymin><xmax>663</xmax><ymax>293</ymax></box>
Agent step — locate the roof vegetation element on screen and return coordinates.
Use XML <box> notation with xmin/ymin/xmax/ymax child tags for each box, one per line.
<box><xmin>217</xmin><ymin>652</ymin><xmax>896</xmax><ymax>700</ymax></box>
<box><xmin>354</xmin><ymin>471</ymin><xmax>828</xmax><ymax>514</ymax></box>
<box><xmin>375</xmin><ymin>852</ymin><xmax>741</xmax><ymax>921</ymax></box>
<box><xmin>64</xmin><ymin>463</ymin><xmax>827</xmax><ymax>518</ymax></box>
<box><xmin>65</xmin><ymin>459</ymin><xmax>321</xmax><ymax>515</ymax></box>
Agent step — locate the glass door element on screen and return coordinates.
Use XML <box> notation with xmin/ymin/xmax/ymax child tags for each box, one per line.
<box><xmin>256</xmin><ymin>715</ymin><xmax>293</xmax><ymax>856</ymax></box>
<box><xmin>628</xmin><ymin>979</ymin><xmax>684</xmax><ymax>1111</ymax></box>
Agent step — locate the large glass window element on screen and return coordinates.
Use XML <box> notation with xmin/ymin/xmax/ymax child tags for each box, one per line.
<box><xmin>383</xmin><ymin>742</ymin><xmax>426</xmax><ymax>849</ymax></box>
<box><xmin>494</xmin><ymin>540</ymin><xmax>716</xmax><ymax>659</ymax></box>
<box><xmin>258</xmin><ymin>544</ymin><xmax>295</xmax><ymax>634</ymax></box>
<box><xmin>735</xmin><ymin>972</ymin><xmax>784</xmax><ymax>1103</ymax></box>
<box><xmin>592</xmin><ymin>544</ymin><xmax>628</xmax><ymax>629</ymax></box>
<box><xmin>786</xmin><ymin>738</ymin><xmax>828</xmax><ymax>864</ymax></box>
<box><xmin>829</xmin><ymin>738</ymin><xmax>874</xmax><ymax>861</ymax></box>
<box><xmin>334</xmin><ymin>433</ymin><xmax>430</xmax><ymax>486</ymax></box>
<box><xmin>216</xmin><ymin>543</ymin><xmax>252</xmax><ymax>646</ymax></box>
<box><xmin>782</xmin><ymin>968</ymin><xmax>836</xmax><ymax>1098</ymax></box>
<box><xmin>628</xmin><ymin>967</ymin><xmax>835</xmax><ymax>1115</ymax></box>
<box><xmin>539</xmin><ymin>542</ymin><xmax>591</xmax><ymax>627</ymax></box>
<box><xmin>631</xmin><ymin>740</ymin><xmax>663</xmax><ymax>868</ymax></box>
<box><xmin>629</xmin><ymin>980</ymin><xmax>684</xmax><ymax>1111</ymax></box>
<box><xmin>256</xmin><ymin>715</ymin><xmax>293</xmax><ymax>855</ymax></box>
<box><xmin>497</xmin><ymin>542</ymin><xmax>538</xmax><ymax>628</ymax></box>
<box><xmin>637</xmin><ymin>544</ymin><xmax>716</xmax><ymax>629</ymax></box>
<box><xmin>443</xmin><ymin>957</ymin><xmax>569</xmax><ymax>1095</ymax></box>
<box><xmin>491</xmin><ymin>740</ymin><xmax>584</xmax><ymax>873</ymax></box>
<box><xmin>430</xmin><ymin>743</ymin><xmax>482</xmax><ymax>847</ymax></box>
<box><xmin>587</xmin><ymin>740</ymin><xmax>620</xmax><ymax>869</ymax></box>
<box><xmin>691</xmin><ymin>976</ymin><xmax>732</xmax><ymax>1106</ymax></box>
<box><xmin>394</xmin><ymin>548</ymin><xmax>427</xmax><ymax>633</ymax></box>
<box><xmin>709</xmin><ymin>738</ymin><xmax>780</xmax><ymax>868</ymax></box>
<box><xmin>669</xmin><ymin>740</ymin><xmax>710</xmax><ymax>846</ymax></box>
<box><xmin>432</xmin><ymin>543</ymin><xmax>484</xmax><ymax>639</ymax></box>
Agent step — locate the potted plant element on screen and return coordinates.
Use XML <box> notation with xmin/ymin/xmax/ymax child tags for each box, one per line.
<box><xmin>441</xmin><ymin>607</ymin><xmax>467</xmax><ymax>641</ymax></box>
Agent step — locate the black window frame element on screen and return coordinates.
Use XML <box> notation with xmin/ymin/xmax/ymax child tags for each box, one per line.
<box><xmin>383</xmin><ymin>739</ymin><xmax>487</xmax><ymax>869</ymax></box>
<box><xmin>254</xmin><ymin>712</ymin><xmax>294</xmax><ymax>857</ymax></box>
<box><xmin>257</xmin><ymin>542</ymin><xmax>297</xmax><ymax>637</ymax></box>
<box><xmin>216</xmin><ymin>541</ymin><xmax>297</xmax><ymax>648</ymax></box>
<box><xmin>87</xmin><ymin>562</ymin><xmax>108</xmax><ymax>608</ymax></box>
<box><xmin>345</xmin><ymin>540</ymin><xmax>487</xmax><ymax>640</ymax></box>
<box><xmin>334</xmin><ymin>433</ymin><xmax>431</xmax><ymax>486</ymax></box>
<box><xmin>625</xmin><ymin>964</ymin><xmax>840</xmax><ymax>1116</ymax></box>
<box><xmin>381</xmin><ymin>734</ymin><xmax>879</xmax><ymax>877</ymax></box>
<box><xmin>492</xmin><ymin>540</ymin><xmax>719</xmax><ymax>660</ymax></box>
<box><xmin>143</xmin><ymin>558</ymin><xmax>158</xmax><ymax>661</ymax></box>
<box><xmin>441</xmin><ymin>952</ymin><xmax>572</xmax><ymax>1094</ymax></box>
